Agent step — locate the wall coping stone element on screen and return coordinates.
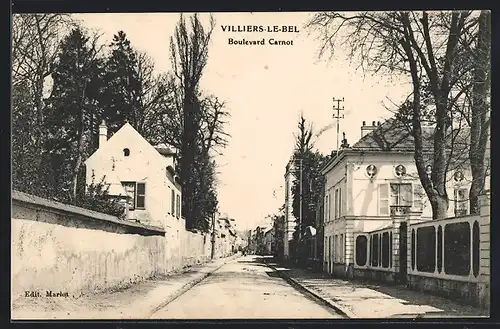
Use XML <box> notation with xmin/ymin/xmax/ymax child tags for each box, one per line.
<box><xmin>12</xmin><ymin>190</ymin><xmax>165</xmax><ymax>236</ymax></box>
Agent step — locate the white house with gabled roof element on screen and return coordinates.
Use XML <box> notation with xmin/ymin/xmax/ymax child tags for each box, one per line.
<box><xmin>85</xmin><ymin>121</ymin><xmax>182</xmax><ymax>233</ymax></box>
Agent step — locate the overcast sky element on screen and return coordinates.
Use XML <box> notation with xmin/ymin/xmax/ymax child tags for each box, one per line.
<box><xmin>75</xmin><ymin>12</ymin><xmax>412</xmax><ymax>230</ymax></box>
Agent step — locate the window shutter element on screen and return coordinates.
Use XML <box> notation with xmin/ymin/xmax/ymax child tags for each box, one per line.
<box><xmin>413</xmin><ymin>183</ymin><xmax>425</xmax><ymax>210</ymax></box>
<box><xmin>379</xmin><ymin>183</ymin><xmax>389</xmax><ymax>215</ymax></box>
<box><xmin>171</xmin><ymin>189</ymin><xmax>175</xmax><ymax>215</ymax></box>
<box><xmin>136</xmin><ymin>183</ymin><xmax>146</xmax><ymax>209</ymax></box>
<box><xmin>339</xmin><ymin>187</ymin><xmax>342</xmax><ymax>217</ymax></box>
<box><xmin>334</xmin><ymin>189</ymin><xmax>339</xmax><ymax>219</ymax></box>
<box><xmin>327</xmin><ymin>194</ymin><xmax>331</xmax><ymax>221</ymax></box>
<box><xmin>324</xmin><ymin>196</ymin><xmax>328</xmax><ymax>222</ymax></box>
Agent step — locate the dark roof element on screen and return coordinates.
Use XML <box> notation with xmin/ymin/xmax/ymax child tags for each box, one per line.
<box><xmin>351</xmin><ymin>118</ymin><xmax>433</xmax><ymax>152</ymax></box>
<box><xmin>322</xmin><ymin>117</ymin><xmax>482</xmax><ymax>172</ymax></box>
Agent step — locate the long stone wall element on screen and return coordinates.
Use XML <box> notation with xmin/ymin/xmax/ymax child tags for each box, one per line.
<box><xmin>11</xmin><ymin>191</ymin><xmax>228</xmax><ymax>303</ymax></box>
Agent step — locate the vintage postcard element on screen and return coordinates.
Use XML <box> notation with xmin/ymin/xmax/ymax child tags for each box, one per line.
<box><xmin>11</xmin><ymin>11</ymin><xmax>490</xmax><ymax>320</ymax></box>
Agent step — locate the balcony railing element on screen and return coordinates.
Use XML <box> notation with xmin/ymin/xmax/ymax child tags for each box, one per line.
<box><xmin>390</xmin><ymin>205</ymin><xmax>411</xmax><ymax>216</ymax></box>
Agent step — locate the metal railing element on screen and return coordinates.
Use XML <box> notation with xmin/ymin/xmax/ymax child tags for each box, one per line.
<box><xmin>390</xmin><ymin>205</ymin><xmax>411</xmax><ymax>216</ymax></box>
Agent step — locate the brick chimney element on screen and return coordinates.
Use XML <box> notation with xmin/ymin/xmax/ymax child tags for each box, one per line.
<box><xmin>361</xmin><ymin>120</ymin><xmax>378</xmax><ymax>138</ymax></box>
<box><xmin>99</xmin><ymin>120</ymin><xmax>108</xmax><ymax>148</ymax></box>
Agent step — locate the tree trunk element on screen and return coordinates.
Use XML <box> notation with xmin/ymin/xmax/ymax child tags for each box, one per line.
<box><xmin>469</xmin><ymin>10</ymin><xmax>490</xmax><ymax>215</ymax></box>
<box><xmin>71</xmin><ymin>84</ymin><xmax>89</xmax><ymax>202</ymax></box>
<box><xmin>429</xmin><ymin>194</ymin><xmax>449</xmax><ymax>220</ymax></box>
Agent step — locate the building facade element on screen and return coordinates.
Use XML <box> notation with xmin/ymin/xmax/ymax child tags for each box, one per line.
<box><xmin>321</xmin><ymin>119</ymin><xmax>490</xmax><ymax>278</ymax></box>
<box><xmin>283</xmin><ymin>160</ymin><xmax>297</xmax><ymax>260</ymax></box>
<box><xmin>85</xmin><ymin>121</ymin><xmax>182</xmax><ymax>233</ymax></box>
<box><xmin>264</xmin><ymin>227</ymin><xmax>275</xmax><ymax>255</ymax></box>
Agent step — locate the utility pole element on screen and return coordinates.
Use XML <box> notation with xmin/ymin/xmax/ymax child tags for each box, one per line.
<box><xmin>211</xmin><ymin>212</ymin><xmax>216</xmax><ymax>259</ymax></box>
<box><xmin>299</xmin><ymin>158</ymin><xmax>303</xmax><ymax>241</ymax></box>
<box><xmin>292</xmin><ymin>158</ymin><xmax>304</xmax><ymax>265</ymax></box>
<box><xmin>333</xmin><ymin>97</ymin><xmax>345</xmax><ymax>151</ymax></box>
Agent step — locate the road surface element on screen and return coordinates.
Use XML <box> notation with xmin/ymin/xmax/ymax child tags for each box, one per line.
<box><xmin>150</xmin><ymin>255</ymin><xmax>342</xmax><ymax>319</ymax></box>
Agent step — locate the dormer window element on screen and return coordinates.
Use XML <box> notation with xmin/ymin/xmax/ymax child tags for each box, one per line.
<box><xmin>123</xmin><ymin>148</ymin><xmax>130</xmax><ymax>157</ymax></box>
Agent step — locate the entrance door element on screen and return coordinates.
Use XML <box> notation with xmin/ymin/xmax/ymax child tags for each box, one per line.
<box><xmin>398</xmin><ymin>222</ymin><xmax>407</xmax><ymax>285</ymax></box>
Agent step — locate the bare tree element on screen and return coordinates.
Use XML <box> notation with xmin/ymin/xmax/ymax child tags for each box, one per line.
<box><xmin>307</xmin><ymin>11</ymin><xmax>490</xmax><ymax>219</ymax></box>
<box><xmin>169</xmin><ymin>13</ymin><xmax>221</xmax><ymax>229</ymax></box>
<box><xmin>467</xmin><ymin>11</ymin><xmax>491</xmax><ymax>214</ymax></box>
<box><xmin>198</xmin><ymin>95</ymin><xmax>231</xmax><ymax>157</ymax></box>
<box><xmin>11</xmin><ymin>14</ymin><xmax>74</xmax><ymax>194</ymax></box>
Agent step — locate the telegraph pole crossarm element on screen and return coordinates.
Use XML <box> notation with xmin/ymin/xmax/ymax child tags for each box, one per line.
<box><xmin>332</xmin><ymin>97</ymin><xmax>345</xmax><ymax>152</ymax></box>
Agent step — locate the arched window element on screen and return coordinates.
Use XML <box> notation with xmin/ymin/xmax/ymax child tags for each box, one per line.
<box><xmin>123</xmin><ymin>148</ymin><xmax>130</xmax><ymax>157</ymax></box>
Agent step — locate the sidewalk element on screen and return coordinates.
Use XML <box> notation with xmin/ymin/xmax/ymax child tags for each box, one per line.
<box><xmin>12</xmin><ymin>254</ymin><xmax>240</xmax><ymax>320</ymax></box>
<box><xmin>268</xmin><ymin>262</ymin><xmax>489</xmax><ymax>319</ymax></box>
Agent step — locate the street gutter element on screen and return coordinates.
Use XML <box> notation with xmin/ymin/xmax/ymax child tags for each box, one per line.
<box><xmin>266</xmin><ymin>262</ymin><xmax>352</xmax><ymax>319</ymax></box>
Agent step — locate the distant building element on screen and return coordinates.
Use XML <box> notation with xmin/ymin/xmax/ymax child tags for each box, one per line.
<box><xmin>283</xmin><ymin>159</ymin><xmax>298</xmax><ymax>260</ymax></box>
<box><xmin>264</xmin><ymin>226</ymin><xmax>275</xmax><ymax>255</ymax></box>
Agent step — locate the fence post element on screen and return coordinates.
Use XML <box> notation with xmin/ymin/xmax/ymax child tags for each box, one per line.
<box><xmin>478</xmin><ymin>192</ymin><xmax>490</xmax><ymax>308</ymax></box>
<box><xmin>391</xmin><ymin>214</ymin><xmax>405</xmax><ymax>282</ymax></box>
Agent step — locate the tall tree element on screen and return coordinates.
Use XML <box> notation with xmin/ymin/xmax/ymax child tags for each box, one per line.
<box><xmin>290</xmin><ymin>115</ymin><xmax>329</xmax><ymax>239</ymax></box>
<box><xmin>169</xmin><ymin>13</ymin><xmax>228</xmax><ymax>231</ymax></box>
<box><xmin>99</xmin><ymin>31</ymin><xmax>171</xmax><ymax>143</ymax></box>
<box><xmin>467</xmin><ymin>11</ymin><xmax>491</xmax><ymax>214</ymax></box>
<box><xmin>43</xmin><ymin>27</ymin><xmax>105</xmax><ymax>202</ymax></box>
<box><xmin>307</xmin><ymin>11</ymin><xmax>490</xmax><ymax>219</ymax></box>
<box><xmin>11</xmin><ymin>14</ymin><xmax>74</xmax><ymax>196</ymax></box>
<box><xmin>101</xmin><ymin>31</ymin><xmax>142</xmax><ymax>135</ymax></box>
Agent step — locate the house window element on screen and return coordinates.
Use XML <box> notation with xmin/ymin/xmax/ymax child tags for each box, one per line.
<box><xmin>340</xmin><ymin>234</ymin><xmax>344</xmax><ymax>263</ymax></box>
<box><xmin>136</xmin><ymin>183</ymin><xmax>146</xmax><ymax>209</ymax></box>
<box><xmin>123</xmin><ymin>148</ymin><xmax>130</xmax><ymax>156</ymax></box>
<box><xmin>391</xmin><ymin>183</ymin><xmax>412</xmax><ymax>207</ymax></box>
<box><xmin>454</xmin><ymin>188</ymin><xmax>468</xmax><ymax>216</ymax></box>
<box><xmin>171</xmin><ymin>189</ymin><xmax>175</xmax><ymax>215</ymax></box>
<box><xmin>123</xmin><ymin>182</ymin><xmax>136</xmax><ymax>210</ymax></box>
<box><xmin>122</xmin><ymin>182</ymin><xmax>146</xmax><ymax>210</ymax></box>
<box><xmin>379</xmin><ymin>183</ymin><xmax>412</xmax><ymax>216</ymax></box>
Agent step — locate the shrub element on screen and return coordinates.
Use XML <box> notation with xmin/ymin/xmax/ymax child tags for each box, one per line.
<box><xmin>74</xmin><ymin>173</ymin><xmax>126</xmax><ymax>219</ymax></box>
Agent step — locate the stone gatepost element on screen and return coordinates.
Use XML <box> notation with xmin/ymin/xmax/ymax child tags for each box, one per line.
<box><xmin>478</xmin><ymin>192</ymin><xmax>490</xmax><ymax>309</ymax></box>
<box><xmin>391</xmin><ymin>213</ymin><xmax>406</xmax><ymax>282</ymax></box>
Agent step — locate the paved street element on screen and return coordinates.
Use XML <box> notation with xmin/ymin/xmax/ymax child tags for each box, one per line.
<box><xmin>150</xmin><ymin>255</ymin><xmax>342</xmax><ymax>319</ymax></box>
